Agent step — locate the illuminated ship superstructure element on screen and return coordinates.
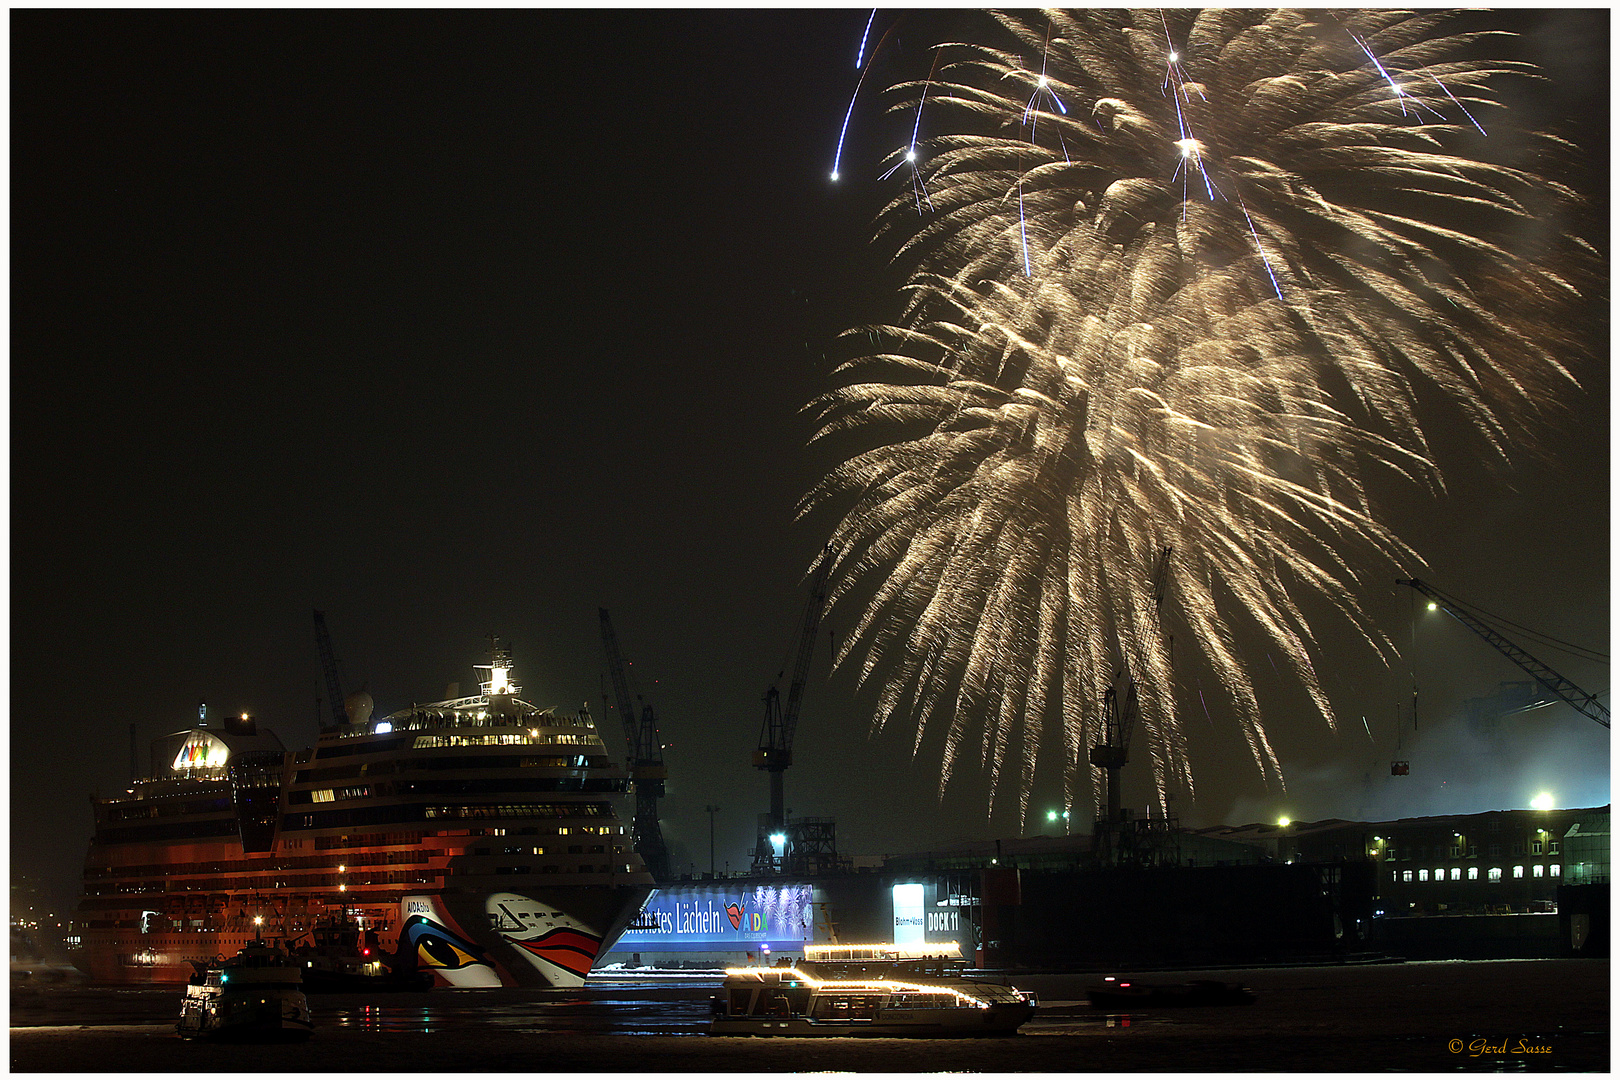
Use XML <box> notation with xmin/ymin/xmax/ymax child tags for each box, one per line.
<box><xmin>72</xmin><ymin>642</ymin><xmax>655</xmax><ymax>988</ymax></box>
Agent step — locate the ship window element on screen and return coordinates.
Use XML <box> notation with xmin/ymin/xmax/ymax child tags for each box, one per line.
<box><xmin>1532</xmin><ymin>864</ymin><xmax>1544</xmax><ymax>878</ymax></box>
<box><xmin>1550</xmin><ymin>864</ymin><xmax>1561</xmax><ymax>877</ymax></box>
<box><xmin>1418</xmin><ymin>870</ymin><xmax>1428</xmax><ymax>882</ymax></box>
<box><xmin>1401</xmin><ymin>871</ymin><xmax>1412</xmax><ymax>883</ymax></box>
<box><xmin>1467</xmin><ymin>867</ymin><xmax>1478</xmax><ymax>881</ymax></box>
<box><xmin>312</xmin><ymin>789</ymin><xmax>335</xmax><ymax>803</ymax></box>
<box><xmin>1488</xmin><ymin>867</ymin><xmax>1502</xmax><ymax>882</ymax></box>
<box><xmin>1449</xmin><ymin>867</ymin><xmax>1460</xmax><ymax>881</ymax></box>
<box><xmin>1513</xmin><ymin>865</ymin><xmax>1524</xmax><ymax>879</ymax></box>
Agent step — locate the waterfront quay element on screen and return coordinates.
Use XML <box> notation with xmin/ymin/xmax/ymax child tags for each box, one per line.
<box><xmin>10</xmin><ymin>958</ymin><xmax>1607</xmax><ymax>1072</ymax></box>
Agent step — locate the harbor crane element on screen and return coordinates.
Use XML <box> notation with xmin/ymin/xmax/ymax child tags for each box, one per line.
<box><xmin>1090</xmin><ymin>547</ymin><xmax>1172</xmax><ymax>867</ymax></box>
<box><xmin>753</xmin><ymin>551</ymin><xmax>833</xmax><ymax>870</ymax></box>
<box><xmin>1398</xmin><ymin>579</ymin><xmax>1609</xmax><ymax>729</ymax></box>
<box><xmin>598</xmin><ymin>609</ymin><xmax>672</xmax><ymax>881</ymax></box>
<box><xmin>313</xmin><ymin>610</ymin><xmax>350</xmax><ymax>730</ymax></box>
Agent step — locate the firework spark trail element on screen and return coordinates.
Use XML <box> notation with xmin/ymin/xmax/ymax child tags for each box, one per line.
<box><xmin>856</xmin><ymin>8</ymin><xmax>876</xmax><ymax>69</ymax></box>
<box><xmin>806</xmin><ymin>9</ymin><xmax>1593</xmax><ymax>822</ymax></box>
<box><xmin>878</xmin><ymin>59</ymin><xmax>940</xmax><ymax>213</ymax></box>
<box><xmin>1426</xmin><ymin>71</ymin><xmax>1488</xmax><ymax>135</ymax></box>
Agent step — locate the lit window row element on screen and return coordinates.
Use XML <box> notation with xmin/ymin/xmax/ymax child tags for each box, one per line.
<box><xmin>1402</xmin><ymin>865</ymin><xmax>1560</xmax><ymax>883</ymax></box>
<box><xmin>412</xmin><ymin>733</ymin><xmax>596</xmax><ymax>749</ymax></box>
<box><xmin>423</xmin><ymin>802</ymin><xmax>614</xmax><ymax>820</ymax></box>
<box><xmin>310</xmin><ymin>785</ymin><xmax>371</xmax><ymax>803</ymax></box>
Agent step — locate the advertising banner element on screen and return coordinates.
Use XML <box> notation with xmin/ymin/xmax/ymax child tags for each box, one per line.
<box><xmin>613</xmin><ymin>883</ymin><xmax>814</xmax><ymax>952</ymax></box>
<box><xmin>891</xmin><ymin>882</ymin><xmax>925</xmax><ymax>945</ymax></box>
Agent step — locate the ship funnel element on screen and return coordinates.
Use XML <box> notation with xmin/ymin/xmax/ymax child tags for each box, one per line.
<box><xmin>345</xmin><ymin>691</ymin><xmax>374</xmax><ymax>727</ymax></box>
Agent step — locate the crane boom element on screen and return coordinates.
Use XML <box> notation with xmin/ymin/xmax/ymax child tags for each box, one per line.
<box><xmin>599</xmin><ymin>609</ymin><xmax>644</xmax><ymax>759</ymax></box>
<box><xmin>313</xmin><ymin>610</ymin><xmax>349</xmax><ymax>729</ymax></box>
<box><xmin>598</xmin><ymin>609</ymin><xmax>671</xmax><ymax>880</ymax></box>
<box><xmin>1399</xmin><ymin>578</ymin><xmax>1609</xmax><ymax>729</ymax></box>
<box><xmin>1091</xmin><ymin>547</ymin><xmax>1172</xmax><ymax>865</ymax></box>
<box><xmin>754</xmin><ymin>550</ymin><xmax>833</xmax><ymax>834</ymax></box>
<box><xmin>779</xmin><ymin>555</ymin><xmax>833</xmax><ymax>757</ymax></box>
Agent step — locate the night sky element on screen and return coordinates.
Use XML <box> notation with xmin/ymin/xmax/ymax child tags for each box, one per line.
<box><xmin>11</xmin><ymin>9</ymin><xmax>1610</xmax><ymax>911</ymax></box>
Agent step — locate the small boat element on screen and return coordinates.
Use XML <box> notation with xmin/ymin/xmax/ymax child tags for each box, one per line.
<box><xmin>177</xmin><ymin>937</ymin><xmax>313</xmax><ymax>1041</ymax></box>
<box><xmin>1086</xmin><ymin>976</ymin><xmax>1256</xmax><ymax>1010</ymax></box>
<box><xmin>710</xmin><ymin>943</ymin><xmax>1037</xmax><ymax>1037</ymax></box>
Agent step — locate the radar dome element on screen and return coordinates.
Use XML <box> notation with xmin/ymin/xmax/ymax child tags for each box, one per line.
<box><xmin>345</xmin><ymin>691</ymin><xmax>374</xmax><ymax>727</ymax></box>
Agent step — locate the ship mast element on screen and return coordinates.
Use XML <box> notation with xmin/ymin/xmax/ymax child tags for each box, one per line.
<box><xmin>474</xmin><ymin>637</ymin><xmax>520</xmax><ymax>699</ymax></box>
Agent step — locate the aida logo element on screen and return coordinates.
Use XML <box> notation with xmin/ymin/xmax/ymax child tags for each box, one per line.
<box><xmin>725</xmin><ymin>900</ymin><xmax>769</xmax><ymax>933</ymax></box>
<box><xmin>171</xmin><ymin>732</ymin><xmax>228</xmax><ymax>771</ymax></box>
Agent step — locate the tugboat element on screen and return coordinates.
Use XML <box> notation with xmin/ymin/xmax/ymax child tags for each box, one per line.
<box><xmin>290</xmin><ymin>913</ymin><xmax>432</xmax><ymax>993</ymax></box>
<box><xmin>177</xmin><ymin>924</ymin><xmax>313</xmax><ymax>1041</ymax></box>
<box><xmin>710</xmin><ymin>943</ymin><xmax>1037</xmax><ymax>1037</ymax></box>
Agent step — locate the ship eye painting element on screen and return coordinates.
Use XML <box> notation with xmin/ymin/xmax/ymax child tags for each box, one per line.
<box><xmin>402</xmin><ymin>915</ymin><xmax>487</xmax><ymax>971</ymax></box>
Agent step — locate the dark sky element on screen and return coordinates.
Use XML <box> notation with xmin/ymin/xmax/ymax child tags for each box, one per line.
<box><xmin>11</xmin><ymin>9</ymin><xmax>1610</xmax><ymax>909</ymax></box>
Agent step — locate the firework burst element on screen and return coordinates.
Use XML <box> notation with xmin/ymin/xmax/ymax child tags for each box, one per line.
<box><xmin>803</xmin><ymin>9</ymin><xmax>1593</xmax><ymax>822</ymax></box>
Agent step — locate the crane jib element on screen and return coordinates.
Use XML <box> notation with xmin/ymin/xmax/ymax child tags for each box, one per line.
<box><xmin>1398</xmin><ymin>579</ymin><xmax>1609</xmax><ymax>730</ymax></box>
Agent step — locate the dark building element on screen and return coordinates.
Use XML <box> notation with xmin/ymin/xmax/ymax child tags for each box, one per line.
<box><xmin>1193</xmin><ymin>806</ymin><xmax>1610</xmax><ymax>959</ymax></box>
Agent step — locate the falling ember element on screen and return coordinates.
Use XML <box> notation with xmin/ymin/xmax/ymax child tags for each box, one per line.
<box><xmin>806</xmin><ymin>10</ymin><xmax>1594</xmax><ymax>822</ymax></box>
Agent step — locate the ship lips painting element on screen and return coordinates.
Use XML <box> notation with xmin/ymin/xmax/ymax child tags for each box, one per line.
<box><xmin>508</xmin><ymin>927</ymin><xmax>603</xmax><ymax>979</ymax></box>
<box><xmin>725</xmin><ymin>902</ymin><xmax>744</xmax><ymax>930</ymax></box>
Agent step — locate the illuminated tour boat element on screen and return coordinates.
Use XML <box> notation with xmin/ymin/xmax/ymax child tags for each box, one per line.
<box><xmin>73</xmin><ymin>641</ymin><xmax>655</xmax><ymax>988</ymax></box>
<box><xmin>710</xmin><ymin>943</ymin><xmax>1039</xmax><ymax>1037</ymax></box>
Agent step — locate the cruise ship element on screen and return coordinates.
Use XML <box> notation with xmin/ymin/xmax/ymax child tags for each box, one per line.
<box><xmin>71</xmin><ymin>642</ymin><xmax>655</xmax><ymax>987</ymax></box>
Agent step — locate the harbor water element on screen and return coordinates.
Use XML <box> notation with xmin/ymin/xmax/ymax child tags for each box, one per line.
<box><xmin>10</xmin><ymin>959</ymin><xmax>1607</xmax><ymax>1072</ymax></box>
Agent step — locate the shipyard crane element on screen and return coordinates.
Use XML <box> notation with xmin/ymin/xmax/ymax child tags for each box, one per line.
<box><xmin>1398</xmin><ymin>579</ymin><xmax>1609</xmax><ymax>729</ymax></box>
<box><xmin>598</xmin><ymin>609</ymin><xmax>672</xmax><ymax>881</ymax></box>
<box><xmin>754</xmin><ymin>551</ymin><xmax>833</xmax><ymax>857</ymax></box>
<box><xmin>1090</xmin><ymin>547</ymin><xmax>1172</xmax><ymax>865</ymax></box>
<box><xmin>313</xmin><ymin>610</ymin><xmax>350</xmax><ymax>730</ymax></box>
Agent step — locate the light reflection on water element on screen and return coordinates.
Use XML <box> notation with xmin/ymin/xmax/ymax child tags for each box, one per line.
<box><xmin>14</xmin><ymin>979</ymin><xmax>1161</xmax><ymax>1038</ymax></box>
<box><xmin>11</xmin><ymin>977</ymin><xmax>721</xmax><ymax>1036</ymax></box>
<box><xmin>321</xmin><ymin>982</ymin><xmax>720</xmax><ymax>1037</ymax></box>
